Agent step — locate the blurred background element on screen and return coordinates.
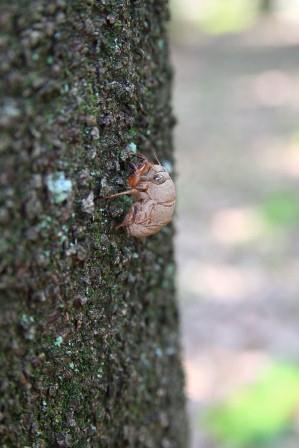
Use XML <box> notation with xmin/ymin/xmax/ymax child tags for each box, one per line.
<box><xmin>169</xmin><ymin>1</ymin><xmax>299</xmax><ymax>447</ymax></box>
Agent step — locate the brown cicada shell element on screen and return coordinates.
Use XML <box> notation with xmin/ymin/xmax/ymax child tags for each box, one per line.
<box><xmin>105</xmin><ymin>153</ymin><xmax>176</xmax><ymax>238</ymax></box>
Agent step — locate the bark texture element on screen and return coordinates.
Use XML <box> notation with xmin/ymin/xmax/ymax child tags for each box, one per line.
<box><xmin>0</xmin><ymin>1</ymin><xmax>187</xmax><ymax>447</ymax></box>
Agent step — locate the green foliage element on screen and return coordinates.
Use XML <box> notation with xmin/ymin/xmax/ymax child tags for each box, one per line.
<box><xmin>259</xmin><ymin>191</ymin><xmax>299</xmax><ymax>230</ymax></box>
<box><xmin>200</xmin><ymin>0</ymin><xmax>259</xmax><ymax>34</ymax></box>
<box><xmin>206</xmin><ymin>362</ymin><xmax>299</xmax><ymax>447</ymax></box>
<box><xmin>171</xmin><ymin>0</ymin><xmax>259</xmax><ymax>34</ymax></box>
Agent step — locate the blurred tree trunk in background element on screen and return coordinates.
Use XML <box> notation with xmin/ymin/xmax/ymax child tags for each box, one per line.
<box><xmin>0</xmin><ymin>1</ymin><xmax>188</xmax><ymax>447</ymax></box>
<box><xmin>259</xmin><ymin>0</ymin><xmax>273</xmax><ymax>14</ymax></box>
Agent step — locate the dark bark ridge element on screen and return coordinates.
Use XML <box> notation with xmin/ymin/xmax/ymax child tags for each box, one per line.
<box><xmin>0</xmin><ymin>1</ymin><xmax>187</xmax><ymax>447</ymax></box>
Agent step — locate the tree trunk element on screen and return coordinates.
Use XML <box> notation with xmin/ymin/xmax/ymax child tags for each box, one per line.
<box><xmin>259</xmin><ymin>0</ymin><xmax>273</xmax><ymax>14</ymax></box>
<box><xmin>0</xmin><ymin>1</ymin><xmax>188</xmax><ymax>447</ymax></box>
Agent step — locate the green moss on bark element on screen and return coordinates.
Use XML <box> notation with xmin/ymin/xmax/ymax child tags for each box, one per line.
<box><xmin>0</xmin><ymin>1</ymin><xmax>188</xmax><ymax>447</ymax></box>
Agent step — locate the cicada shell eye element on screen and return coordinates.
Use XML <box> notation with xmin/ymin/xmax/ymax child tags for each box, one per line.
<box><xmin>152</xmin><ymin>173</ymin><xmax>167</xmax><ymax>185</ymax></box>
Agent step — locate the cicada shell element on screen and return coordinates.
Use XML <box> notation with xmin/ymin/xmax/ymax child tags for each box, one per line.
<box><xmin>105</xmin><ymin>153</ymin><xmax>176</xmax><ymax>238</ymax></box>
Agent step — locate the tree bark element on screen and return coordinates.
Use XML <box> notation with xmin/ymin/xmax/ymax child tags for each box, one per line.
<box><xmin>0</xmin><ymin>1</ymin><xmax>188</xmax><ymax>447</ymax></box>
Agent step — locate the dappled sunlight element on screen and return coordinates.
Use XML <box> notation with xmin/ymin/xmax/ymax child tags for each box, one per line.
<box><xmin>277</xmin><ymin>0</ymin><xmax>299</xmax><ymax>21</ymax></box>
<box><xmin>172</xmin><ymin>2</ymin><xmax>299</xmax><ymax>446</ymax></box>
<box><xmin>210</xmin><ymin>207</ymin><xmax>263</xmax><ymax>245</ymax></box>
<box><xmin>207</xmin><ymin>362</ymin><xmax>299</xmax><ymax>446</ymax></box>
<box><xmin>197</xmin><ymin>0</ymin><xmax>257</xmax><ymax>34</ymax></box>
<box><xmin>184</xmin><ymin>350</ymin><xmax>269</xmax><ymax>402</ymax></box>
<box><xmin>171</xmin><ymin>0</ymin><xmax>202</xmax><ymax>24</ymax></box>
<box><xmin>235</xmin><ymin>70</ymin><xmax>299</xmax><ymax>109</ymax></box>
<box><xmin>180</xmin><ymin>261</ymin><xmax>264</xmax><ymax>302</ymax></box>
<box><xmin>184</xmin><ymin>358</ymin><xmax>213</xmax><ymax>402</ymax></box>
<box><xmin>237</xmin><ymin>18</ymin><xmax>299</xmax><ymax>47</ymax></box>
<box><xmin>258</xmin><ymin>140</ymin><xmax>299</xmax><ymax>178</ymax></box>
<box><xmin>171</xmin><ymin>0</ymin><xmax>259</xmax><ymax>34</ymax></box>
<box><xmin>252</xmin><ymin>71</ymin><xmax>295</xmax><ymax>108</ymax></box>
<box><xmin>209</xmin><ymin>197</ymin><xmax>299</xmax><ymax>248</ymax></box>
<box><xmin>185</xmin><ymin>352</ymin><xmax>299</xmax><ymax>446</ymax></box>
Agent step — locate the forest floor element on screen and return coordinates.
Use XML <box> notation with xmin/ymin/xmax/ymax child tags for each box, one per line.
<box><xmin>172</xmin><ymin>17</ymin><xmax>299</xmax><ymax>448</ymax></box>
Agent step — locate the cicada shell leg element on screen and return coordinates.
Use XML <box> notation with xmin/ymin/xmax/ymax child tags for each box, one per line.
<box><xmin>104</xmin><ymin>189</ymin><xmax>138</xmax><ymax>200</ymax></box>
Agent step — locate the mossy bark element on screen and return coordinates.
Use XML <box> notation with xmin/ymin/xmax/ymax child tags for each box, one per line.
<box><xmin>0</xmin><ymin>1</ymin><xmax>188</xmax><ymax>447</ymax></box>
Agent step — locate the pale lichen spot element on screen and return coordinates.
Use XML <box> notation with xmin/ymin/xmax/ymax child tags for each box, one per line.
<box><xmin>127</xmin><ymin>142</ymin><xmax>137</xmax><ymax>153</ymax></box>
<box><xmin>46</xmin><ymin>172</ymin><xmax>72</xmax><ymax>204</ymax></box>
<box><xmin>54</xmin><ymin>336</ymin><xmax>63</xmax><ymax>347</ymax></box>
